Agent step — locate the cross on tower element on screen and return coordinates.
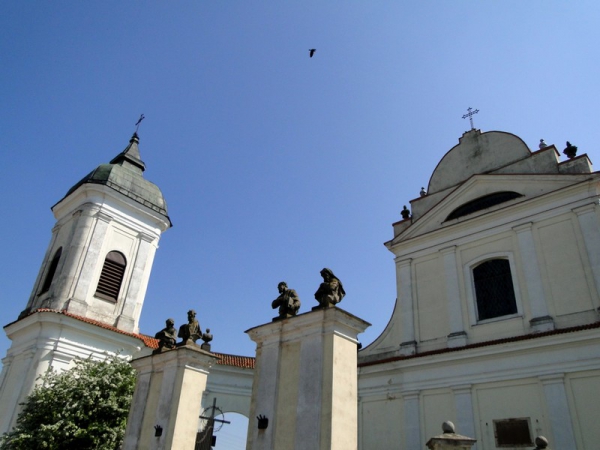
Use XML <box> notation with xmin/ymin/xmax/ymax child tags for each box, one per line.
<box><xmin>135</xmin><ymin>114</ymin><xmax>145</xmax><ymax>133</ymax></box>
<box><xmin>462</xmin><ymin>107</ymin><xmax>479</xmax><ymax>130</ymax></box>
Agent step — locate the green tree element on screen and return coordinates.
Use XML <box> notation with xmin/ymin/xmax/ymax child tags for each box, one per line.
<box><xmin>0</xmin><ymin>354</ymin><xmax>136</xmax><ymax>450</ymax></box>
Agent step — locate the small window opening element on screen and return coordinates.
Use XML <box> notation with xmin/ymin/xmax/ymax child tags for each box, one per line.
<box><xmin>39</xmin><ymin>247</ymin><xmax>62</xmax><ymax>295</ymax></box>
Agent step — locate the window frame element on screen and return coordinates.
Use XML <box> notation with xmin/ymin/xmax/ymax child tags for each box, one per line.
<box><xmin>465</xmin><ymin>252</ymin><xmax>523</xmax><ymax>325</ymax></box>
<box><xmin>493</xmin><ymin>417</ymin><xmax>534</xmax><ymax>448</ymax></box>
<box><xmin>94</xmin><ymin>250</ymin><xmax>127</xmax><ymax>303</ymax></box>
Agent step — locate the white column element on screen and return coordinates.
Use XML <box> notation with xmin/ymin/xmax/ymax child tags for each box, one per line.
<box><xmin>396</xmin><ymin>258</ymin><xmax>416</xmax><ymax>355</ymax></box>
<box><xmin>539</xmin><ymin>374</ymin><xmax>576</xmax><ymax>449</ymax></box>
<box><xmin>440</xmin><ymin>246</ymin><xmax>467</xmax><ymax>347</ymax></box>
<box><xmin>573</xmin><ymin>204</ymin><xmax>600</xmax><ymax>311</ymax></box>
<box><xmin>453</xmin><ymin>385</ymin><xmax>477</xmax><ymax>450</ymax></box>
<box><xmin>513</xmin><ymin>223</ymin><xmax>554</xmax><ymax>332</ymax></box>
<box><xmin>403</xmin><ymin>391</ymin><xmax>421</xmax><ymax>450</ymax></box>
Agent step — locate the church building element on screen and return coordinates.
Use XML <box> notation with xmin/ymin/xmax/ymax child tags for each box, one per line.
<box><xmin>357</xmin><ymin>129</ymin><xmax>600</xmax><ymax>449</ymax></box>
<box><xmin>1</xmin><ymin>127</ymin><xmax>599</xmax><ymax>449</ymax></box>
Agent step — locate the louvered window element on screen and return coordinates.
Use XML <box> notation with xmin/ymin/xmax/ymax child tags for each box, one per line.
<box><xmin>39</xmin><ymin>247</ymin><xmax>62</xmax><ymax>295</ymax></box>
<box><xmin>473</xmin><ymin>259</ymin><xmax>517</xmax><ymax>320</ymax></box>
<box><xmin>95</xmin><ymin>251</ymin><xmax>126</xmax><ymax>302</ymax></box>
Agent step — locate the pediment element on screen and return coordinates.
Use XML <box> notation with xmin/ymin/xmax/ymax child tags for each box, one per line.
<box><xmin>390</xmin><ymin>173</ymin><xmax>594</xmax><ymax>245</ymax></box>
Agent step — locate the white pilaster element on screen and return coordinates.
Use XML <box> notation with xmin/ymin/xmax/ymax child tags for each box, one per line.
<box><xmin>67</xmin><ymin>210</ymin><xmax>112</xmax><ymax>316</ymax></box>
<box><xmin>539</xmin><ymin>374</ymin><xmax>577</xmax><ymax>450</ymax></box>
<box><xmin>396</xmin><ymin>258</ymin><xmax>416</xmax><ymax>355</ymax></box>
<box><xmin>117</xmin><ymin>232</ymin><xmax>155</xmax><ymax>332</ymax></box>
<box><xmin>452</xmin><ymin>385</ymin><xmax>477</xmax><ymax>450</ymax></box>
<box><xmin>51</xmin><ymin>208</ymin><xmax>98</xmax><ymax>310</ymax></box>
<box><xmin>573</xmin><ymin>204</ymin><xmax>600</xmax><ymax>311</ymax></box>
<box><xmin>403</xmin><ymin>391</ymin><xmax>422</xmax><ymax>450</ymax></box>
<box><xmin>513</xmin><ymin>223</ymin><xmax>554</xmax><ymax>332</ymax></box>
<box><xmin>440</xmin><ymin>246</ymin><xmax>467</xmax><ymax>347</ymax></box>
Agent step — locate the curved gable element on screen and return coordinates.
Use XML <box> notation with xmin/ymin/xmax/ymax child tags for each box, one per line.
<box><xmin>428</xmin><ymin>130</ymin><xmax>531</xmax><ymax>194</ymax></box>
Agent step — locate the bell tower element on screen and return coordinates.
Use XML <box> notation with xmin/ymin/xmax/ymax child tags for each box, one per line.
<box><xmin>0</xmin><ymin>132</ymin><xmax>171</xmax><ymax>435</ymax></box>
<box><xmin>18</xmin><ymin>132</ymin><xmax>171</xmax><ymax>333</ymax></box>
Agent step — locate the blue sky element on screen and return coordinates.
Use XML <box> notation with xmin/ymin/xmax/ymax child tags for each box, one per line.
<box><xmin>1</xmin><ymin>2</ymin><xmax>599</xmax><ymax>446</ymax></box>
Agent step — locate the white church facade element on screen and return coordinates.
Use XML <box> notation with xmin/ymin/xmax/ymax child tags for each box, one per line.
<box><xmin>1</xmin><ymin>127</ymin><xmax>600</xmax><ymax>449</ymax></box>
<box><xmin>358</xmin><ymin>129</ymin><xmax>600</xmax><ymax>449</ymax></box>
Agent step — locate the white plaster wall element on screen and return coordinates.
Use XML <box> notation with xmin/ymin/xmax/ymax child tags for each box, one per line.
<box><xmin>0</xmin><ymin>312</ymin><xmax>150</xmax><ymax>435</ymax></box>
<box><xmin>204</xmin><ymin>364</ymin><xmax>253</xmax><ymax>416</ymax></box>
<box><xmin>359</xmin><ymin>397</ymin><xmax>402</xmax><ymax>450</ymax></box>
<box><xmin>567</xmin><ymin>371</ymin><xmax>600</xmax><ymax>449</ymax></box>
<box><xmin>358</xmin><ymin>328</ymin><xmax>600</xmax><ymax>450</ymax></box>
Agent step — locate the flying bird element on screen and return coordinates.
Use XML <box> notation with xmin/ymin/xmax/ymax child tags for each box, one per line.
<box><xmin>309</xmin><ymin>49</ymin><xmax>316</xmax><ymax>58</ymax></box>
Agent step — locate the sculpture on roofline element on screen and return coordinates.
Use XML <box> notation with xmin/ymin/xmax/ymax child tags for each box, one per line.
<box><xmin>154</xmin><ymin>318</ymin><xmax>177</xmax><ymax>353</ymax></box>
<box><xmin>313</xmin><ymin>268</ymin><xmax>345</xmax><ymax>309</ymax></box>
<box><xmin>178</xmin><ymin>309</ymin><xmax>201</xmax><ymax>345</ymax></box>
<box><xmin>563</xmin><ymin>141</ymin><xmax>578</xmax><ymax>159</ymax></box>
<box><xmin>271</xmin><ymin>281</ymin><xmax>301</xmax><ymax>321</ymax></box>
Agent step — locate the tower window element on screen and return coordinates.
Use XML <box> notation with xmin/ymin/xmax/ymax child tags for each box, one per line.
<box><xmin>39</xmin><ymin>247</ymin><xmax>62</xmax><ymax>295</ymax></box>
<box><xmin>473</xmin><ymin>259</ymin><xmax>517</xmax><ymax>321</ymax></box>
<box><xmin>95</xmin><ymin>251</ymin><xmax>126</xmax><ymax>302</ymax></box>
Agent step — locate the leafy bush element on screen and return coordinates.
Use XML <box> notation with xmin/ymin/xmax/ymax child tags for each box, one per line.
<box><xmin>0</xmin><ymin>354</ymin><xmax>136</xmax><ymax>450</ymax></box>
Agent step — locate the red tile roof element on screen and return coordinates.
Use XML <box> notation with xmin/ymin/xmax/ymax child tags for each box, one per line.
<box><xmin>358</xmin><ymin>320</ymin><xmax>600</xmax><ymax>368</ymax></box>
<box><xmin>213</xmin><ymin>352</ymin><xmax>255</xmax><ymax>369</ymax></box>
<box><xmin>16</xmin><ymin>309</ymin><xmax>255</xmax><ymax>369</ymax></box>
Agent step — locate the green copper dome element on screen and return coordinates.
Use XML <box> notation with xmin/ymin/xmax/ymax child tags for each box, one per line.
<box><xmin>60</xmin><ymin>133</ymin><xmax>171</xmax><ymax>225</ymax></box>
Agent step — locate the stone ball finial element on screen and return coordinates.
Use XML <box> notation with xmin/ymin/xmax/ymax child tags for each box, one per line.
<box><xmin>534</xmin><ymin>436</ymin><xmax>549</xmax><ymax>449</ymax></box>
<box><xmin>442</xmin><ymin>421</ymin><xmax>455</xmax><ymax>434</ymax></box>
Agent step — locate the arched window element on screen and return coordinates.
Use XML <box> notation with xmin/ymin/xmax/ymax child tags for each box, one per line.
<box><xmin>446</xmin><ymin>191</ymin><xmax>522</xmax><ymax>221</ymax></box>
<box><xmin>39</xmin><ymin>247</ymin><xmax>62</xmax><ymax>295</ymax></box>
<box><xmin>95</xmin><ymin>251</ymin><xmax>126</xmax><ymax>302</ymax></box>
<box><xmin>473</xmin><ymin>259</ymin><xmax>517</xmax><ymax>321</ymax></box>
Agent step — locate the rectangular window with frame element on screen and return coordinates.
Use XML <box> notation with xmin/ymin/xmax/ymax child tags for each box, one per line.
<box><xmin>493</xmin><ymin>418</ymin><xmax>533</xmax><ymax>447</ymax></box>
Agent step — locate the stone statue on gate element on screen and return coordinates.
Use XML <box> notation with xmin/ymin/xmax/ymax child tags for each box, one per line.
<box><xmin>154</xmin><ymin>318</ymin><xmax>177</xmax><ymax>353</ymax></box>
<box><xmin>271</xmin><ymin>281</ymin><xmax>301</xmax><ymax>320</ymax></box>
<box><xmin>313</xmin><ymin>268</ymin><xmax>345</xmax><ymax>309</ymax></box>
<box><xmin>178</xmin><ymin>309</ymin><xmax>201</xmax><ymax>345</ymax></box>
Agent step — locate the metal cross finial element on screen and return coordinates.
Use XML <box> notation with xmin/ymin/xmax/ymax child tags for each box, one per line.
<box><xmin>135</xmin><ymin>114</ymin><xmax>145</xmax><ymax>133</ymax></box>
<box><xmin>462</xmin><ymin>107</ymin><xmax>479</xmax><ymax>130</ymax></box>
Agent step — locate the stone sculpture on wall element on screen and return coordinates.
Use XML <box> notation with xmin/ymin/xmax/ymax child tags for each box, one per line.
<box><xmin>313</xmin><ymin>268</ymin><xmax>345</xmax><ymax>309</ymax></box>
<box><xmin>178</xmin><ymin>309</ymin><xmax>201</xmax><ymax>345</ymax></box>
<box><xmin>154</xmin><ymin>318</ymin><xmax>177</xmax><ymax>353</ymax></box>
<box><xmin>271</xmin><ymin>281</ymin><xmax>301</xmax><ymax>320</ymax></box>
